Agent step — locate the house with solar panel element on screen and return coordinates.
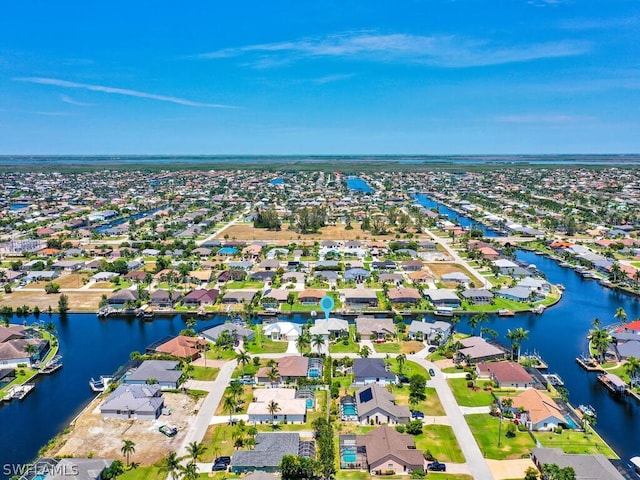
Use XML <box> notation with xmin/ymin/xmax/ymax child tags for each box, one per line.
<box><xmin>355</xmin><ymin>384</ymin><xmax>411</xmax><ymax>425</ymax></box>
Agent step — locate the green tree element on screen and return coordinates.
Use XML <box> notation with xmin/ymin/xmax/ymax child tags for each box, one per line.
<box><xmin>359</xmin><ymin>345</ymin><xmax>371</xmax><ymax>358</ymax></box>
<box><xmin>120</xmin><ymin>439</ymin><xmax>135</xmax><ymax>467</ymax></box>
<box><xmin>160</xmin><ymin>451</ymin><xmax>180</xmax><ymax>480</ymax></box>
<box><xmin>102</xmin><ymin>460</ymin><xmax>124</xmax><ymax>479</ymax></box>
<box><xmin>614</xmin><ymin>307</ymin><xmax>628</xmax><ymax>323</ymax></box>
<box><xmin>236</xmin><ymin>349</ymin><xmax>250</xmax><ymax>375</ymax></box>
<box><xmin>396</xmin><ymin>353</ymin><xmax>406</xmax><ymax>375</ymax></box>
<box><xmin>409</xmin><ymin>374</ymin><xmax>427</xmax><ymax>406</ymax></box>
<box><xmin>186</xmin><ymin>441</ymin><xmax>206</xmax><ymax>461</ymax></box>
<box><xmin>524</xmin><ymin>467</ymin><xmax>539</xmax><ymax>480</ymax></box>
<box><xmin>312</xmin><ymin>334</ymin><xmax>326</xmax><ymax>354</ymax></box>
<box><xmin>57</xmin><ymin>294</ymin><xmax>70</xmax><ymax>313</ymax></box>
<box><xmin>268</xmin><ymin>400</ymin><xmax>280</xmax><ymax>425</ymax></box>
<box><xmin>224</xmin><ymin>395</ymin><xmax>237</xmax><ymax>424</ymax></box>
<box><xmin>180</xmin><ymin>461</ymin><xmax>199</xmax><ymax>480</ymax></box>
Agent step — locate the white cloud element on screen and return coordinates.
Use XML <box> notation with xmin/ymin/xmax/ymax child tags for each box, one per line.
<box><xmin>16</xmin><ymin>77</ymin><xmax>236</xmax><ymax>108</ymax></box>
<box><xmin>60</xmin><ymin>95</ymin><xmax>95</xmax><ymax>107</ymax></box>
<box><xmin>195</xmin><ymin>32</ymin><xmax>590</xmax><ymax>68</ymax></box>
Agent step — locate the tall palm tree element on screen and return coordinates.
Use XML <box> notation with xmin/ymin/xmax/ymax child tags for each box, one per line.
<box><xmin>591</xmin><ymin>317</ymin><xmax>602</xmax><ymax>329</ymax></box>
<box><xmin>235</xmin><ymin>350</ymin><xmax>250</xmax><ymax>375</ymax></box>
<box><xmin>223</xmin><ymin>395</ymin><xmax>237</xmax><ymax>424</ymax></box>
<box><xmin>615</xmin><ymin>307</ymin><xmax>628</xmax><ymax>324</ymax></box>
<box><xmin>396</xmin><ymin>354</ymin><xmax>406</xmax><ymax>375</ymax></box>
<box><xmin>296</xmin><ymin>333</ymin><xmax>310</xmax><ymax>353</ymax></box>
<box><xmin>180</xmin><ymin>461</ymin><xmax>199</xmax><ymax>480</ymax></box>
<box><xmin>267</xmin><ymin>400</ymin><xmax>280</xmax><ymax>425</ymax></box>
<box><xmin>506</xmin><ymin>327</ymin><xmax>529</xmax><ymax>362</ymax></box>
<box><xmin>160</xmin><ymin>451</ymin><xmax>180</xmax><ymax>480</ymax></box>
<box><xmin>467</xmin><ymin>314</ymin><xmax>481</xmax><ymax>337</ymax></box>
<box><xmin>311</xmin><ymin>334</ymin><xmax>326</xmax><ymax>354</ymax></box>
<box><xmin>24</xmin><ymin>343</ymin><xmax>38</xmax><ymax>365</ymax></box>
<box><xmin>120</xmin><ymin>439</ymin><xmax>135</xmax><ymax>468</ymax></box>
<box><xmin>267</xmin><ymin>366</ymin><xmax>280</xmax><ymax>387</ymax></box>
<box><xmin>590</xmin><ymin>327</ymin><xmax>612</xmax><ymax>363</ymax></box>
<box><xmin>186</xmin><ymin>441</ymin><xmax>206</xmax><ymax>461</ymax></box>
<box><xmin>625</xmin><ymin>356</ymin><xmax>640</xmax><ymax>387</ymax></box>
<box><xmin>450</xmin><ymin>315</ymin><xmax>461</xmax><ymax>334</ymax></box>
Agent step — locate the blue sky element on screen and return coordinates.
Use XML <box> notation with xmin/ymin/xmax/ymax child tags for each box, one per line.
<box><xmin>1</xmin><ymin>1</ymin><xmax>639</xmax><ymax>155</ymax></box>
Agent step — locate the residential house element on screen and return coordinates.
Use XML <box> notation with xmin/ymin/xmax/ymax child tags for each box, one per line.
<box><xmin>530</xmin><ymin>448</ymin><xmax>624</xmax><ymax>480</ymax></box>
<box><xmin>355</xmin><ymin>317</ymin><xmax>395</xmax><ymax>341</ymax></box>
<box><xmin>107</xmin><ymin>289</ymin><xmax>138</xmax><ymax>308</ymax></box>
<box><xmin>387</xmin><ymin>287</ymin><xmax>421</xmax><ymax>305</ymax></box>
<box><xmin>248</xmin><ymin>388</ymin><xmax>307</xmax><ymax>424</ymax></box>
<box><xmin>401</xmin><ymin>260</ymin><xmax>423</xmax><ymax>272</ymax></box>
<box><xmin>231</xmin><ymin>433</ymin><xmax>302</xmax><ymax>473</ymax></box>
<box><xmin>258</xmin><ymin>259</ymin><xmax>281</xmax><ymax>271</ymax></box>
<box><xmin>250</xmin><ymin>270</ymin><xmax>276</xmax><ymax>282</ymax></box>
<box><xmin>371</xmin><ymin>260</ymin><xmax>396</xmax><ymax>272</ymax></box>
<box><xmin>354</xmin><ymin>358</ymin><xmax>396</xmax><ymax>386</ymax></box>
<box><xmin>379</xmin><ymin>273</ymin><xmax>403</xmax><ymax>286</ymax></box>
<box><xmin>355</xmin><ymin>384</ymin><xmax>410</xmax><ymax>425</ymax></box>
<box><xmin>441</xmin><ymin>272</ymin><xmax>471</xmax><ymax>285</ymax></box>
<box><xmin>297</xmin><ymin>289</ymin><xmax>326</xmax><ymax>305</ymax></box>
<box><xmin>261</xmin><ymin>289</ymin><xmax>290</xmax><ymax>308</ymax></box>
<box><xmin>182</xmin><ymin>289</ymin><xmax>219</xmax><ymax>307</ymax></box>
<box><xmin>149</xmin><ymin>289</ymin><xmax>182</xmax><ymax>308</ymax></box>
<box><xmin>123</xmin><ymin>360</ymin><xmax>183</xmax><ymax>389</ymax></box>
<box><xmin>344</xmin><ymin>267</ymin><xmax>371</xmax><ymax>282</ymax></box>
<box><xmin>189</xmin><ymin>270</ymin><xmax>212</xmax><ymax>285</ymax></box>
<box><xmin>309</xmin><ymin>317</ymin><xmax>349</xmax><ymax>340</ymax></box>
<box><xmin>461</xmin><ymin>288</ymin><xmax>494</xmax><ymax>305</ymax></box>
<box><xmin>90</xmin><ymin>271</ymin><xmax>119</xmax><ymax>282</ymax></box>
<box><xmin>221</xmin><ymin>290</ymin><xmax>257</xmax><ymax>304</ymax></box>
<box><xmin>477</xmin><ymin>361</ymin><xmax>535</xmax><ymax>389</ymax></box>
<box><xmin>282</xmin><ymin>272</ymin><xmax>305</xmax><ymax>285</ymax></box>
<box><xmin>256</xmin><ymin>356</ymin><xmax>309</xmax><ymax>384</ymax></box>
<box><xmin>496</xmin><ymin>287</ymin><xmax>534</xmax><ymax>302</ymax></box>
<box><xmin>456</xmin><ymin>336</ymin><xmax>506</xmax><ymax>364</ymax></box>
<box><xmin>154</xmin><ymin>336</ymin><xmax>207</xmax><ymax>360</ymax></box>
<box><xmin>344</xmin><ymin>288</ymin><xmax>378</xmax><ymax>309</ymax></box>
<box><xmin>38</xmin><ymin>458</ymin><xmax>114</xmax><ymax>480</ymax></box>
<box><xmin>51</xmin><ymin>260</ymin><xmax>85</xmax><ymax>271</ymax></box>
<box><xmin>217</xmin><ymin>269</ymin><xmax>246</xmax><ymax>283</ymax></box>
<box><xmin>100</xmin><ymin>384</ymin><xmax>164</xmax><ymax>420</ymax></box>
<box><xmin>408</xmin><ymin>320</ymin><xmax>452</xmax><ymax>344</ymax></box>
<box><xmin>510</xmin><ymin>388</ymin><xmax>566</xmax><ymax>431</ymax></box>
<box><xmin>202</xmin><ymin>323</ymin><xmax>255</xmax><ymax>343</ymax></box>
<box><xmin>407</xmin><ymin>270</ymin><xmax>435</xmax><ymax>284</ymax></box>
<box><xmin>0</xmin><ymin>326</ymin><xmax>49</xmax><ymax>368</ymax></box>
<box><xmin>263</xmin><ymin>322</ymin><xmax>301</xmax><ymax>341</ymax></box>
<box><xmin>423</xmin><ymin>289</ymin><xmax>461</xmax><ymax>308</ymax></box>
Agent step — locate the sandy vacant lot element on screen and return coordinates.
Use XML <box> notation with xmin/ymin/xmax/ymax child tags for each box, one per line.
<box><xmin>0</xmin><ymin>290</ymin><xmax>105</xmax><ymax>311</ymax></box>
<box><xmin>50</xmin><ymin>391</ymin><xmax>200</xmax><ymax>464</ymax></box>
<box><xmin>426</xmin><ymin>263</ymin><xmax>481</xmax><ymax>288</ymax></box>
<box><xmin>216</xmin><ymin>223</ymin><xmax>427</xmax><ymax>242</ymax></box>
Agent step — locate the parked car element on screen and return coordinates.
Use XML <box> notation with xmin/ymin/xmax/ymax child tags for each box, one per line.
<box><xmin>427</xmin><ymin>462</ymin><xmax>446</xmax><ymax>472</ymax></box>
<box><xmin>429</xmin><ymin>368</ymin><xmax>435</xmax><ymax>376</ymax></box>
<box><xmin>212</xmin><ymin>463</ymin><xmax>228</xmax><ymax>471</ymax></box>
<box><xmin>214</xmin><ymin>456</ymin><xmax>231</xmax><ymax>466</ymax></box>
<box><xmin>410</xmin><ymin>409</ymin><xmax>425</xmax><ymax>419</ymax></box>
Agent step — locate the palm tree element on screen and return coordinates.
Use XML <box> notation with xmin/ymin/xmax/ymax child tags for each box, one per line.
<box><xmin>506</xmin><ymin>327</ymin><xmax>529</xmax><ymax>362</ymax></box>
<box><xmin>359</xmin><ymin>345</ymin><xmax>371</xmax><ymax>358</ymax></box>
<box><xmin>223</xmin><ymin>395</ymin><xmax>237</xmax><ymax>424</ymax></box>
<box><xmin>396</xmin><ymin>353</ymin><xmax>406</xmax><ymax>375</ymax></box>
<box><xmin>450</xmin><ymin>315</ymin><xmax>461</xmax><ymax>334</ymax></box>
<box><xmin>180</xmin><ymin>461</ymin><xmax>199</xmax><ymax>480</ymax></box>
<box><xmin>480</xmin><ymin>327</ymin><xmax>498</xmax><ymax>340</ymax></box>
<box><xmin>590</xmin><ymin>327</ymin><xmax>612</xmax><ymax>363</ymax></box>
<box><xmin>186</xmin><ymin>441</ymin><xmax>206</xmax><ymax>461</ymax></box>
<box><xmin>296</xmin><ymin>333</ymin><xmax>310</xmax><ymax>353</ymax></box>
<box><xmin>615</xmin><ymin>307</ymin><xmax>628</xmax><ymax>324</ymax></box>
<box><xmin>267</xmin><ymin>366</ymin><xmax>280</xmax><ymax>387</ymax></box>
<box><xmin>235</xmin><ymin>350</ymin><xmax>250</xmax><ymax>375</ymax></box>
<box><xmin>625</xmin><ymin>356</ymin><xmax>640</xmax><ymax>387</ymax></box>
<box><xmin>467</xmin><ymin>313</ymin><xmax>488</xmax><ymax>337</ymax></box>
<box><xmin>311</xmin><ymin>334</ymin><xmax>326</xmax><ymax>354</ymax></box>
<box><xmin>24</xmin><ymin>343</ymin><xmax>38</xmax><ymax>365</ymax></box>
<box><xmin>267</xmin><ymin>400</ymin><xmax>280</xmax><ymax>425</ymax></box>
<box><xmin>120</xmin><ymin>439</ymin><xmax>135</xmax><ymax>468</ymax></box>
<box><xmin>591</xmin><ymin>317</ymin><xmax>602</xmax><ymax>329</ymax></box>
<box><xmin>160</xmin><ymin>451</ymin><xmax>180</xmax><ymax>480</ymax></box>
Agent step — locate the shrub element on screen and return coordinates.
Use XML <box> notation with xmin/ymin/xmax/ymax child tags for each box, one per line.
<box><xmin>410</xmin><ymin>470</ymin><xmax>425</xmax><ymax>479</ymax></box>
<box><xmin>405</xmin><ymin>420</ymin><xmax>423</xmax><ymax>435</ymax></box>
<box><xmin>395</xmin><ymin>425</ymin><xmax>406</xmax><ymax>433</ymax></box>
<box><xmin>555</xmin><ymin>425</ymin><xmax>563</xmax><ymax>435</ymax></box>
<box><xmin>467</xmin><ymin>380</ymin><xmax>475</xmax><ymax>388</ymax></box>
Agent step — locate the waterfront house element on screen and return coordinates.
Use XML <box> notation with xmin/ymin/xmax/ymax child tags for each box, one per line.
<box><xmin>310</xmin><ymin>317</ymin><xmax>349</xmax><ymax>340</ymax></box>
<box><xmin>123</xmin><ymin>360</ymin><xmax>183</xmax><ymax>389</ymax></box>
<box><xmin>261</xmin><ymin>288</ymin><xmax>289</xmax><ymax>308</ymax></box>
<box><xmin>343</xmin><ymin>288</ymin><xmax>378</xmax><ymax>309</ymax></box>
<box><xmin>100</xmin><ymin>384</ymin><xmax>164</xmax><ymax>420</ymax></box>
<box><xmin>354</xmin><ymin>358</ymin><xmax>396</xmax><ymax>386</ymax></box>
<box><xmin>530</xmin><ymin>448</ymin><xmax>624</xmax><ymax>480</ymax></box>
<box><xmin>461</xmin><ymin>288</ymin><xmax>494</xmax><ymax>305</ymax></box>
<box><xmin>262</xmin><ymin>322</ymin><xmax>301</xmax><ymax>341</ymax></box>
<box><xmin>477</xmin><ymin>361</ymin><xmax>535</xmax><ymax>389</ymax></box>
<box><xmin>33</xmin><ymin>458</ymin><xmax>114</xmax><ymax>480</ymax></box>
<box><xmin>509</xmin><ymin>388</ymin><xmax>566</xmax><ymax>431</ymax></box>
<box><xmin>456</xmin><ymin>336</ymin><xmax>506</xmax><ymax>364</ymax></box>
<box><xmin>408</xmin><ymin>320</ymin><xmax>452</xmax><ymax>344</ymax></box>
<box><xmin>341</xmin><ymin>426</ymin><xmax>425</xmax><ymax>474</ymax></box>
<box><xmin>496</xmin><ymin>287</ymin><xmax>534</xmax><ymax>302</ymax></box>
<box><xmin>355</xmin><ymin>384</ymin><xmax>410</xmax><ymax>425</ymax></box>
<box><xmin>202</xmin><ymin>323</ymin><xmax>255</xmax><ymax>343</ymax></box>
<box><xmin>516</xmin><ymin>277</ymin><xmax>551</xmax><ymax>293</ymax></box>
<box><xmin>154</xmin><ymin>335</ymin><xmax>207</xmax><ymax>360</ymax></box>
<box><xmin>247</xmin><ymin>388</ymin><xmax>307</xmax><ymax>424</ymax></box>
<box><xmin>423</xmin><ymin>289</ymin><xmax>461</xmax><ymax>308</ymax></box>
<box><xmin>149</xmin><ymin>289</ymin><xmax>182</xmax><ymax>308</ymax></box>
<box><xmin>297</xmin><ymin>288</ymin><xmax>326</xmax><ymax>305</ymax></box>
<box><xmin>0</xmin><ymin>368</ymin><xmax>16</xmax><ymax>386</ymax></box>
<box><xmin>182</xmin><ymin>289</ymin><xmax>219</xmax><ymax>307</ymax></box>
<box><xmin>221</xmin><ymin>290</ymin><xmax>258</xmax><ymax>304</ymax></box>
<box><xmin>0</xmin><ymin>326</ymin><xmax>49</xmax><ymax>368</ymax></box>
<box><xmin>355</xmin><ymin>317</ymin><xmax>395</xmax><ymax>341</ymax></box>
<box><xmin>231</xmin><ymin>433</ymin><xmax>302</xmax><ymax>473</ymax></box>
<box><xmin>107</xmin><ymin>289</ymin><xmax>138</xmax><ymax>308</ymax></box>
<box><xmin>387</xmin><ymin>287</ymin><xmax>421</xmax><ymax>305</ymax></box>
<box><xmin>256</xmin><ymin>355</ymin><xmax>309</xmax><ymax>384</ymax></box>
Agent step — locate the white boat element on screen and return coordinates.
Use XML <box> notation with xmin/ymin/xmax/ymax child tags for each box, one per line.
<box><xmin>89</xmin><ymin>375</ymin><xmax>112</xmax><ymax>392</ymax></box>
<box><xmin>498</xmin><ymin>309</ymin><xmax>515</xmax><ymax>317</ymax></box>
<box><xmin>577</xmin><ymin>404</ymin><xmax>597</xmax><ymax>417</ymax></box>
<box><xmin>434</xmin><ymin>307</ymin><xmax>454</xmax><ymax>317</ymax></box>
<box><xmin>556</xmin><ymin>284</ymin><xmax>566</xmax><ymax>291</ymax></box>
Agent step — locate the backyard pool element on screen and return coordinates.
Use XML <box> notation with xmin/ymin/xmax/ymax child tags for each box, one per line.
<box><xmin>341</xmin><ymin>447</ymin><xmax>357</xmax><ymax>463</ymax></box>
<box><xmin>306</xmin><ymin>399</ymin><xmax>314</xmax><ymax>409</ymax></box>
<box><xmin>308</xmin><ymin>368</ymin><xmax>320</xmax><ymax>378</ymax></box>
<box><xmin>342</xmin><ymin>404</ymin><xmax>357</xmax><ymax>416</ymax></box>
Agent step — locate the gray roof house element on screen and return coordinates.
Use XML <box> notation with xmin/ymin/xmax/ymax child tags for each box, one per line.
<box><xmin>202</xmin><ymin>323</ymin><xmax>255</xmax><ymax>342</ymax></box>
<box><xmin>408</xmin><ymin>320</ymin><xmax>452</xmax><ymax>344</ymax></box>
<box><xmin>122</xmin><ymin>360</ymin><xmax>182</xmax><ymax>389</ymax></box>
<box><xmin>530</xmin><ymin>448</ymin><xmax>624</xmax><ymax>480</ymax></box>
<box><xmin>423</xmin><ymin>289</ymin><xmax>461</xmax><ymax>308</ymax></box>
<box><xmin>354</xmin><ymin>358</ymin><xmax>396</xmax><ymax>386</ymax></box>
<box><xmin>441</xmin><ymin>272</ymin><xmax>471</xmax><ymax>284</ymax></box>
<box><xmin>355</xmin><ymin>383</ymin><xmax>411</xmax><ymax>425</ymax></box>
<box><xmin>461</xmin><ymin>288</ymin><xmax>494</xmax><ymax>305</ymax></box>
<box><xmin>344</xmin><ymin>267</ymin><xmax>371</xmax><ymax>282</ymax></box>
<box><xmin>221</xmin><ymin>290</ymin><xmax>258</xmax><ymax>304</ymax></box>
<box><xmin>100</xmin><ymin>384</ymin><xmax>164</xmax><ymax>420</ymax></box>
<box><xmin>355</xmin><ymin>317</ymin><xmax>395</xmax><ymax>340</ymax></box>
<box><xmin>231</xmin><ymin>433</ymin><xmax>302</xmax><ymax>473</ymax></box>
<box><xmin>496</xmin><ymin>287</ymin><xmax>533</xmax><ymax>302</ymax></box>
<box><xmin>36</xmin><ymin>458</ymin><xmax>114</xmax><ymax>480</ymax></box>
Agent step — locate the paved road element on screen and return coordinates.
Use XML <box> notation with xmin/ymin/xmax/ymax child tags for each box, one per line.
<box><xmin>177</xmin><ymin>359</ymin><xmax>237</xmax><ymax>457</ymax></box>
<box><xmin>409</xmin><ymin>354</ymin><xmax>494</xmax><ymax>480</ymax></box>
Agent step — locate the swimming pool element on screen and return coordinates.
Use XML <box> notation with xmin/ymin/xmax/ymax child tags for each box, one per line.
<box><xmin>308</xmin><ymin>368</ymin><xmax>320</xmax><ymax>378</ymax></box>
<box><xmin>306</xmin><ymin>399</ymin><xmax>314</xmax><ymax>409</ymax></box>
<box><xmin>564</xmin><ymin>415</ymin><xmax>579</xmax><ymax>429</ymax></box>
<box><xmin>342</xmin><ymin>447</ymin><xmax>357</xmax><ymax>463</ymax></box>
<box><xmin>218</xmin><ymin>247</ymin><xmax>238</xmax><ymax>255</ymax></box>
<box><xmin>342</xmin><ymin>404</ymin><xmax>357</xmax><ymax>416</ymax></box>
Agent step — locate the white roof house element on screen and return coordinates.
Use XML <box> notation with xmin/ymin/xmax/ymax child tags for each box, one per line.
<box><xmin>263</xmin><ymin>322</ymin><xmax>302</xmax><ymax>341</ymax></box>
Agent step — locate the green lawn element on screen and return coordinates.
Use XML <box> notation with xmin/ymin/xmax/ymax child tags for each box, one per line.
<box><xmin>393</xmin><ymin>385</ymin><xmax>445</xmax><ymax>416</ymax></box>
<box><xmin>414</xmin><ymin>424</ymin><xmax>465</xmax><ymax>463</ymax></box>
<box><xmin>244</xmin><ymin>327</ymin><xmax>289</xmax><ymax>354</ymax></box>
<box><xmin>466</xmin><ymin>414</ymin><xmax>536</xmax><ymax>460</ymax></box>
<box><xmin>387</xmin><ymin>358</ymin><xmax>430</xmax><ymax>379</ymax></box>
<box><xmin>448</xmin><ymin>378</ymin><xmax>495</xmax><ymax>407</ymax></box>
<box><xmin>205</xmin><ymin>345</ymin><xmax>237</xmax><ymax>360</ymax></box>
<box><xmin>200</xmin><ymin>424</ymin><xmax>236</xmax><ymax>461</ymax></box>
<box><xmin>335</xmin><ymin>471</ymin><xmax>371</xmax><ymax>480</ymax></box>
<box><xmin>225</xmin><ymin>280</ymin><xmax>265</xmax><ymax>289</ymax></box>
<box><xmin>120</xmin><ymin>466</ymin><xmax>166</xmax><ymax>480</ymax></box>
<box><xmin>330</xmin><ymin>327</ymin><xmax>360</xmax><ymax>353</ymax></box>
<box><xmin>533</xmin><ymin>429</ymin><xmax>618</xmax><ymax>458</ymax></box>
<box><xmin>189</xmin><ymin>365</ymin><xmax>220</xmax><ymax>381</ymax></box>
<box><xmin>372</xmin><ymin>342</ymin><xmax>401</xmax><ymax>353</ymax></box>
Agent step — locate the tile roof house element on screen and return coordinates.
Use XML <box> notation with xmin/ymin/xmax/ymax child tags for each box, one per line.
<box><xmin>408</xmin><ymin>320</ymin><xmax>452</xmax><ymax>344</ymax></box>
<box><xmin>477</xmin><ymin>361</ymin><xmax>535</xmax><ymax>389</ymax></box>
<box><xmin>349</xmin><ymin>426</ymin><xmax>425</xmax><ymax>474</ymax></box>
<box><xmin>263</xmin><ymin>322</ymin><xmax>302</xmax><ymax>341</ymax></box>
<box><xmin>149</xmin><ymin>289</ymin><xmax>182</xmax><ymax>308</ymax></box>
<box><xmin>509</xmin><ymin>388</ymin><xmax>566</xmax><ymax>431</ymax></box>
<box><xmin>354</xmin><ymin>358</ymin><xmax>396</xmax><ymax>386</ymax></box>
<box><xmin>344</xmin><ymin>288</ymin><xmax>378</xmax><ymax>308</ymax></box>
<box><xmin>423</xmin><ymin>289</ymin><xmax>461</xmax><ymax>308</ymax></box>
<box><xmin>202</xmin><ymin>323</ymin><xmax>255</xmax><ymax>342</ymax></box>
<box><xmin>154</xmin><ymin>335</ymin><xmax>207</xmax><ymax>360</ymax></box>
<box><xmin>221</xmin><ymin>290</ymin><xmax>258</xmax><ymax>304</ymax></box>
<box><xmin>355</xmin><ymin>384</ymin><xmax>410</xmax><ymax>425</ymax></box>
<box><xmin>297</xmin><ymin>288</ymin><xmax>326</xmax><ymax>305</ymax></box>
<box><xmin>122</xmin><ymin>360</ymin><xmax>183</xmax><ymax>389</ymax></box>
<box><xmin>107</xmin><ymin>289</ymin><xmax>138</xmax><ymax>307</ymax></box>
<box><xmin>182</xmin><ymin>289</ymin><xmax>219</xmax><ymax>306</ymax></box>
<box><xmin>0</xmin><ymin>326</ymin><xmax>48</xmax><ymax>368</ymax></box>
<box><xmin>355</xmin><ymin>317</ymin><xmax>395</xmax><ymax>341</ymax></box>
<box><xmin>457</xmin><ymin>336</ymin><xmax>506</xmax><ymax>364</ymax></box>
<box><xmin>256</xmin><ymin>355</ymin><xmax>309</xmax><ymax>384</ymax></box>
<box><xmin>387</xmin><ymin>287</ymin><xmax>421</xmax><ymax>305</ymax></box>
<box><xmin>231</xmin><ymin>433</ymin><xmax>301</xmax><ymax>473</ymax></box>
<box><xmin>461</xmin><ymin>288</ymin><xmax>494</xmax><ymax>305</ymax></box>
<box><xmin>530</xmin><ymin>448</ymin><xmax>624</xmax><ymax>480</ymax></box>
<box><xmin>100</xmin><ymin>384</ymin><xmax>164</xmax><ymax>420</ymax></box>
<box><xmin>248</xmin><ymin>388</ymin><xmax>307</xmax><ymax>424</ymax></box>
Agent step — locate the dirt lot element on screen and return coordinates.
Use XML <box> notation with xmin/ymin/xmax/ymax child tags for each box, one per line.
<box><xmin>425</xmin><ymin>263</ymin><xmax>481</xmax><ymax>287</ymax></box>
<box><xmin>0</xmin><ymin>290</ymin><xmax>106</xmax><ymax>311</ymax></box>
<box><xmin>49</xmin><ymin>391</ymin><xmax>200</xmax><ymax>464</ymax></box>
<box><xmin>216</xmin><ymin>223</ymin><xmax>427</xmax><ymax>242</ymax></box>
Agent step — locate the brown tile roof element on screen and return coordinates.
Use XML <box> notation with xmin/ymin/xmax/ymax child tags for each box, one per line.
<box><xmin>155</xmin><ymin>335</ymin><xmax>206</xmax><ymax>359</ymax></box>
<box><xmin>478</xmin><ymin>361</ymin><xmax>533</xmax><ymax>384</ymax></box>
<box><xmin>357</xmin><ymin>426</ymin><xmax>424</xmax><ymax>469</ymax></box>
<box><xmin>510</xmin><ymin>388</ymin><xmax>565</xmax><ymax>425</ymax></box>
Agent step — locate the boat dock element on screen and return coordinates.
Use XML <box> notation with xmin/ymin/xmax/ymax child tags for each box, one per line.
<box><xmin>521</xmin><ymin>352</ymin><xmax>548</xmax><ymax>369</ymax></box>
<box><xmin>576</xmin><ymin>355</ymin><xmax>605</xmax><ymax>372</ymax></box>
<box><xmin>39</xmin><ymin>355</ymin><xmax>63</xmax><ymax>374</ymax></box>
<box><xmin>2</xmin><ymin>383</ymin><xmax>35</xmax><ymax>402</ymax></box>
<box><xmin>598</xmin><ymin>373</ymin><xmax>627</xmax><ymax>394</ymax></box>
<box><xmin>543</xmin><ymin>373</ymin><xmax>564</xmax><ymax>386</ymax></box>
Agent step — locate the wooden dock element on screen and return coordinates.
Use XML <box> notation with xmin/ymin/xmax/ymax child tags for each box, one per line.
<box><xmin>576</xmin><ymin>356</ymin><xmax>605</xmax><ymax>372</ymax></box>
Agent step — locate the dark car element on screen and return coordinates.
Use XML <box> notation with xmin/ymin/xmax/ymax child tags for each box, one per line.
<box><xmin>214</xmin><ymin>456</ymin><xmax>231</xmax><ymax>466</ymax></box>
<box><xmin>429</xmin><ymin>368</ymin><xmax>435</xmax><ymax>376</ymax></box>
<box><xmin>398</xmin><ymin>374</ymin><xmax>410</xmax><ymax>384</ymax></box>
<box><xmin>212</xmin><ymin>463</ymin><xmax>228</xmax><ymax>471</ymax></box>
<box><xmin>427</xmin><ymin>462</ymin><xmax>446</xmax><ymax>472</ymax></box>
<box><xmin>410</xmin><ymin>409</ymin><xmax>425</xmax><ymax>419</ymax></box>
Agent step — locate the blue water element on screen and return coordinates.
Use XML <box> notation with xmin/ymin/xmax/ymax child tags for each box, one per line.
<box><xmin>9</xmin><ymin>204</ymin><xmax>29</xmax><ymax>211</ymax></box>
<box><xmin>342</xmin><ymin>447</ymin><xmax>357</xmax><ymax>463</ymax></box>
<box><xmin>342</xmin><ymin>404</ymin><xmax>357</xmax><ymax>415</ymax></box>
<box><xmin>414</xmin><ymin>194</ymin><xmax>500</xmax><ymax>238</ymax></box>
<box><xmin>346</xmin><ymin>177</ymin><xmax>373</xmax><ymax>193</ymax></box>
<box><xmin>95</xmin><ymin>207</ymin><xmax>165</xmax><ymax>233</ymax></box>
<box><xmin>218</xmin><ymin>247</ymin><xmax>238</xmax><ymax>255</ymax></box>
<box><xmin>270</xmin><ymin>178</ymin><xmax>284</xmax><ymax>185</ymax></box>
<box><xmin>306</xmin><ymin>399</ymin><xmax>314</xmax><ymax>409</ymax></box>
<box><xmin>308</xmin><ymin>368</ymin><xmax>320</xmax><ymax>378</ymax></box>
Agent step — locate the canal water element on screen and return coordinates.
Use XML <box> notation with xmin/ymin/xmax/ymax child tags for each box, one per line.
<box><xmin>346</xmin><ymin>177</ymin><xmax>373</xmax><ymax>193</ymax></box>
